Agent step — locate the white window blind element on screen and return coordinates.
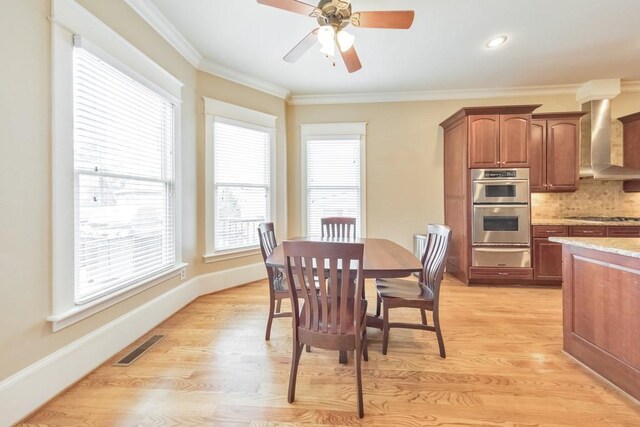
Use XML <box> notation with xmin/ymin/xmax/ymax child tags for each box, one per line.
<box><xmin>73</xmin><ymin>46</ymin><xmax>176</xmax><ymax>304</ymax></box>
<box><xmin>306</xmin><ymin>138</ymin><xmax>361</xmax><ymax>237</ymax></box>
<box><xmin>213</xmin><ymin>118</ymin><xmax>271</xmax><ymax>252</ymax></box>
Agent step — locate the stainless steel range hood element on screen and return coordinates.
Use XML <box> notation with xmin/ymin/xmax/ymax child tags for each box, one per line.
<box><xmin>579</xmin><ymin>79</ymin><xmax>640</xmax><ymax>180</ymax></box>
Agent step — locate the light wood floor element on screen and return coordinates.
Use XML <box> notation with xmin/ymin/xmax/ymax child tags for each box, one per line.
<box><xmin>21</xmin><ymin>276</ymin><xmax>640</xmax><ymax>426</ymax></box>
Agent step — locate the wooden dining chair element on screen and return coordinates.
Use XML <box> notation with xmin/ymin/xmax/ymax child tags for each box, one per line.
<box><xmin>283</xmin><ymin>240</ymin><xmax>368</xmax><ymax>418</ymax></box>
<box><xmin>375</xmin><ymin>224</ymin><xmax>452</xmax><ymax>357</ymax></box>
<box><xmin>321</xmin><ymin>217</ymin><xmax>357</xmax><ymax>239</ymax></box>
<box><xmin>257</xmin><ymin>222</ymin><xmax>291</xmax><ymax>341</ymax></box>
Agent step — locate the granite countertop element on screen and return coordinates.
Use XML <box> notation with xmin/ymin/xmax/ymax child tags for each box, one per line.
<box><xmin>548</xmin><ymin>237</ymin><xmax>640</xmax><ymax>259</ymax></box>
<box><xmin>532</xmin><ymin>218</ymin><xmax>640</xmax><ymax>226</ymax></box>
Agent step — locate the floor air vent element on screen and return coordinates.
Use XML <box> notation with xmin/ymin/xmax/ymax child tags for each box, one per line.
<box><xmin>114</xmin><ymin>334</ymin><xmax>164</xmax><ymax>366</ymax></box>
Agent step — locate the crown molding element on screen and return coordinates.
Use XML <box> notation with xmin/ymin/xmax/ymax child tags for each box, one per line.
<box><xmin>288</xmin><ymin>83</ymin><xmax>582</xmax><ymax>105</ymax></box>
<box><xmin>288</xmin><ymin>81</ymin><xmax>640</xmax><ymax>105</ymax></box>
<box><xmin>125</xmin><ymin>0</ymin><xmax>202</xmax><ymax>67</ymax></box>
<box><xmin>198</xmin><ymin>58</ymin><xmax>290</xmax><ymax>100</ymax></box>
<box><xmin>622</xmin><ymin>80</ymin><xmax>640</xmax><ymax>92</ymax></box>
<box><xmin>125</xmin><ymin>0</ymin><xmax>290</xmax><ymax>100</ymax></box>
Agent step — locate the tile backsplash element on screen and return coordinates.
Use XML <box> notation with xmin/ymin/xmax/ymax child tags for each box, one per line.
<box><xmin>531</xmin><ymin>179</ymin><xmax>640</xmax><ymax>218</ymax></box>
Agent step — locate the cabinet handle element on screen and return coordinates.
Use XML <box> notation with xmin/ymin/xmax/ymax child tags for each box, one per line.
<box><xmin>582</xmin><ymin>231</ymin><xmax>596</xmax><ymax>234</ymax></box>
<box><xmin>549</xmin><ymin>184</ymin><xmax>554</xmax><ymax>187</ymax></box>
<box><xmin>497</xmin><ymin>272</ymin><xmax>509</xmax><ymax>276</ymax></box>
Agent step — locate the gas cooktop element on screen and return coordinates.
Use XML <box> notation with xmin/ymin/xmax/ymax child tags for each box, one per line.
<box><xmin>565</xmin><ymin>216</ymin><xmax>640</xmax><ymax>222</ymax></box>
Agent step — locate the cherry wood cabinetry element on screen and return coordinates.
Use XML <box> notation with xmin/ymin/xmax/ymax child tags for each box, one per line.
<box><xmin>620</xmin><ymin>112</ymin><xmax>640</xmax><ymax>192</ymax></box>
<box><xmin>607</xmin><ymin>226</ymin><xmax>640</xmax><ymax>237</ymax></box>
<box><xmin>531</xmin><ymin>224</ymin><xmax>640</xmax><ymax>283</ymax></box>
<box><xmin>530</xmin><ymin>112</ymin><xmax>585</xmax><ymax>192</ymax></box>
<box><xmin>441</xmin><ymin>105</ymin><xmax>540</xmax><ymax>285</ymax></box>
<box><xmin>570</xmin><ymin>226</ymin><xmax>606</xmax><ymax>237</ymax></box>
<box><xmin>532</xmin><ymin>225</ymin><xmax>568</xmax><ymax>281</ymax></box>
<box><xmin>561</xmin><ymin>244</ymin><xmax>640</xmax><ymax>401</ymax></box>
<box><xmin>468</xmin><ymin>112</ymin><xmax>534</xmax><ymax>168</ymax></box>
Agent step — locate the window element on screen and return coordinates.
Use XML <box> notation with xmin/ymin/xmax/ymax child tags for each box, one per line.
<box><xmin>204</xmin><ymin>98</ymin><xmax>276</xmax><ymax>260</ymax></box>
<box><xmin>73</xmin><ymin>46</ymin><xmax>176</xmax><ymax>303</ymax></box>
<box><xmin>301</xmin><ymin>123</ymin><xmax>367</xmax><ymax>237</ymax></box>
<box><xmin>50</xmin><ymin>0</ymin><xmax>184</xmax><ymax>331</ymax></box>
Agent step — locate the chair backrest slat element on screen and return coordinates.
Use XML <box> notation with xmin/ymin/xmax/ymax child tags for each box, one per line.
<box><xmin>420</xmin><ymin>224</ymin><xmax>452</xmax><ymax>296</ymax></box>
<box><xmin>321</xmin><ymin>217</ymin><xmax>357</xmax><ymax>239</ymax></box>
<box><xmin>258</xmin><ymin>222</ymin><xmax>281</xmax><ymax>290</ymax></box>
<box><xmin>284</xmin><ymin>241</ymin><xmax>364</xmax><ymax>335</ymax></box>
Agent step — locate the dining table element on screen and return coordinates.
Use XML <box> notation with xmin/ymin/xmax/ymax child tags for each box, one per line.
<box><xmin>265</xmin><ymin>236</ymin><xmax>422</xmax><ymax>362</ymax></box>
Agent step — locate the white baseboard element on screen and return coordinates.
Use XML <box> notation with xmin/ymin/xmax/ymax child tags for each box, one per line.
<box><xmin>0</xmin><ymin>263</ymin><xmax>266</xmax><ymax>426</ymax></box>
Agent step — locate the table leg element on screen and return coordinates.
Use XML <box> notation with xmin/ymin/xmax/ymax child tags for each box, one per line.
<box><xmin>339</xmin><ymin>350</ymin><xmax>348</xmax><ymax>363</ymax></box>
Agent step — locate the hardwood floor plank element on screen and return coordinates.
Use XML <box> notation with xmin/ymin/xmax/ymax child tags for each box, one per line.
<box><xmin>19</xmin><ymin>275</ymin><xmax>640</xmax><ymax>426</ymax></box>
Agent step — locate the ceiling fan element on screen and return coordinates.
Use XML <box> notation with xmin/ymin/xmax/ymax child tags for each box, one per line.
<box><xmin>257</xmin><ymin>0</ymin><xmax>415</xmax><ymax>73</ymax></box>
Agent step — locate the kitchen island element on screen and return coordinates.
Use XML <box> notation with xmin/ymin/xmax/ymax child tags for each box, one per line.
<box><xmin>550</xmin><ymin>237</ymin><xmax>640</xmax><ymax>401</ymax></box>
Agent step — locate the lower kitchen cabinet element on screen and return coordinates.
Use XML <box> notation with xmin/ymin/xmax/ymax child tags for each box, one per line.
<box><xmin>533</xmin><ymin>238</ymin><xmax>563</xmax><ymax>280</ymax></box>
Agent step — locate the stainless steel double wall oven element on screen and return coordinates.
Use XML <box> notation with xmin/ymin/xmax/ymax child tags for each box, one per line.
<box><xmin>471</xmin><ymin>168</ymin><xmax>531</xmax><ymax>268</ymax></box>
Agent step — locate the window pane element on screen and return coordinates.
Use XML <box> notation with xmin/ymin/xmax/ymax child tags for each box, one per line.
<box><xmin>215</xmin><ymin>186</ymin><xmax>269</xmax><ymax>251</ymax></box>
<box><xmin>213</xmin><ymin>119</ymin><xmax>271</xmax><ymax>252</ymax></box>
<box><xmin>306</xmin><ymin>139</ymin><xmax>361</xmax><ymax>237</ymax></box>
<box><xmin>73</xmin><ymin>47</ymin><xmax>175</xmax><ymax>304</ymax></box>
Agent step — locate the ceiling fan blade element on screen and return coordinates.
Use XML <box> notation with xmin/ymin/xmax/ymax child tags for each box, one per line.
<box><xmin>340</xmin><ymin>45</ymin><xmax>362</xmax><ymax>73</ymax></box>
<box><xmin>283</xmin><ymin>28</ymin><xmax>319</xmax><ymax>63</ymax></box>
<box><xmin>351</xmin><ymin>11</ymin><xmax>415</xmax><ymax>29</ymax></box>
<box><xmin>257</xmin><ymin>0</ymin><xmax>321</xmax><ymax>17</ymax></box>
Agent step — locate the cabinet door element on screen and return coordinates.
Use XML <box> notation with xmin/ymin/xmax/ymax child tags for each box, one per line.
<box><xmin>546</xmin><ymin>119</ymin><xmax>579</xmax><ymax>191</ymax></box>
<box><xmin>533</xmin><ymin>238</ymin><xmax>563</xmax><ymax>280</ymax></box>
<box><xmin>468</xmin><ymin>115</ymin><xmax>500</xmax><ymax>168</ymax></box>
<box><xmin>530</xmin><ymin>120</ymin><xmax>547</xmax><ymax>191</ymax></box>
<box><xmin>500</xmin><ymin>114</ymin><xmax>531</xmax><ymax>167</ymax></box>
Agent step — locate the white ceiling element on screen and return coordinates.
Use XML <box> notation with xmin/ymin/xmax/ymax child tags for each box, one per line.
<box><xmin>145</xmin><ymin>0</ymin><xmax>640</xmax><ymax>97</ymax></box>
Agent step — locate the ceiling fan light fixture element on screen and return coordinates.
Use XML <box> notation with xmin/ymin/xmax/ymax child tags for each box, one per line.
<box><xmin>485</xmin><ymin>35</ymin><xmax>508</xmax><ymax>49</ymax></box>
<box><xmin>318</xmin><ymin>25</ymin><xmax>336</xmax><ymax>56</ymax></box>
<box><xmin>337</xmin><ymin>29</ymin><xmax>355</xmax><ymax>52</ymax></box>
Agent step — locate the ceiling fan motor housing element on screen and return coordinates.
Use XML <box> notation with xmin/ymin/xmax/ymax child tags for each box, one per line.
<box><xmin>316</xmin><ymin>0</ymin><xmax>351</xmax><ymax>29</ymax></box>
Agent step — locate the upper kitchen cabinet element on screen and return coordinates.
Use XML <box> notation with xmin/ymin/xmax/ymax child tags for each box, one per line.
<box><xmin>530</xmin><ymin>112</ymin><xmax>586</xmax><ymax>192</ymax></box>
<box><xmin>621</xmin><ymin>112</ymin><xmax>640</xmax><ymax>192</ymax></box>
<box><xmin>466</xmin><ymin>106</ymin><xmax>540</xmax><ymax>168</ymax></box>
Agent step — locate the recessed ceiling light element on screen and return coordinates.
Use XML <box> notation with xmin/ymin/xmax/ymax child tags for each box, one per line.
<box><xmin>485</xmin><ymin>35</ymin><xmax>508</xmax><ymax>49</ymax></box>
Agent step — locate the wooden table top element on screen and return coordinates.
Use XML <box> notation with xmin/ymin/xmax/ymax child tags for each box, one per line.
<box><xmin>265</xmin><ymin>237</ymin><xmax>422</xmax><ymax>279</ymax></box>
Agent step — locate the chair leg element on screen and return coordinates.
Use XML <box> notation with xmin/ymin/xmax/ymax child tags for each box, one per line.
<box><xmin>375</xmin><ymin>294</ymin><xmax>381</xmax><ymax>318</ymax></box>
<box><xmin>420</xmin><ymin>309</ymin><xmax>428</xmax><ymax>325</ymax></box>
<box><xmin>276</xmin><ymin>299</ymin><xmax>282</xmax><ymax>314</ymax></box>
<box><xmin>362</xmin><ymin>329</ymin><xmax>369</xmax><ymax>362</ymax></box>
<box><xmin>287</xmin><ymin>342</ymin><xmax>304</xmax><ymax>403</ymax></box>
<box><xmin>382</xmin><ymin>301</ymin><xmax>390</xmax><ymax>356</ymax></box>
<box><xmin>433</xmin><ymin>309</ymin><xmax>446</xmax><ymax>358</ymax></box>
<box><xmin>265</xmin><ymin>294</ymin><xmax>275</xmax><ymax>341</ymax></box>
<box><xmin>305</xmin><ymin>345</ymin><xmax>311</xmax><ymax>353</ymax></box>
<box><xmin>354</xmin><ymin>343</ymin><xmax>364</xmax><ymax>418</ymax></box>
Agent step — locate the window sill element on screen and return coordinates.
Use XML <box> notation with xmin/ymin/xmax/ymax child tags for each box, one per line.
<box><xmin>203</xmin><ymin>248</ymin><xmax>261</xmax><ymax>263</ymax></box>
<box><xmin>47</xmin><ymin>263</ymin><xmax>188</xmax><ymax>332</ymax></box>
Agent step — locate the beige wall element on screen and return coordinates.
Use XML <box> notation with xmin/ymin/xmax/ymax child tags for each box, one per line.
<box><xmin>286</xmin><ymin>95</ymin><xmax>577</xmax><ymax>249</ymax></box>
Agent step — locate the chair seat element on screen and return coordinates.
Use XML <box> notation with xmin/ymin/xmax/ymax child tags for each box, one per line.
<box><xmin>375</xmin><ymin>278</ymin><xmax>434</xmax><ymax>301</ymax></box>
<box><xmin>300</xmin><ymin>298</ymin><xmax>367</xmax><ymax>335</ymax></box>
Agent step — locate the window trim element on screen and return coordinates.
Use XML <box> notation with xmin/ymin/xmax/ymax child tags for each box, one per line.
<box><xmin>300</xmin><ymin>123</ymin><xmax>367</xmax><ymax>237</ymax></box>
<box><xmin>49</xmin><ymin>0</ymin><xmax>185</xmax><ymax>331</ymax></box>
<box><xmin>203</xmin><ymin>97</ymin><xmax>277</xmax><ymax>262</ymax></box>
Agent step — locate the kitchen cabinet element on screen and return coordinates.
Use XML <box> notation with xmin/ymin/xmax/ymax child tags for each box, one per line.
<box><xmin>607</xmin><ymin>226</ymin><xmax>640</xmax><ymax>237</ymax></box>
<box><xmin>530</xmin><ymin>112</ymin><xmax>585</xmax><ymax>192</ymax></box>
<box><xmin>620</xmin><ymin>112</ymin><xmax>640</xmax><ymax>192</ymax></box>
<box><xmin>441</xmin><ymin>104</ymin><xmax>541</xmax><ymax>285</ymax></box>
<box><xmin>560</xmin><ymin>242</ymin><xmax>640</xmax><ymax>401</ymax></box>
<box><xmin>469</xmin><ymin>113</ymin><xmax>531</xmax><ymax>168</ymax></box>
<box><xmin>532</xmin><ymin>225</ymin><xmax>568</xmax><ymax>281</ymax></box>
<box><xmin>570</xmin><ymin>226</ymin><xmax>606</xmax><ymax>237</ymax></box>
